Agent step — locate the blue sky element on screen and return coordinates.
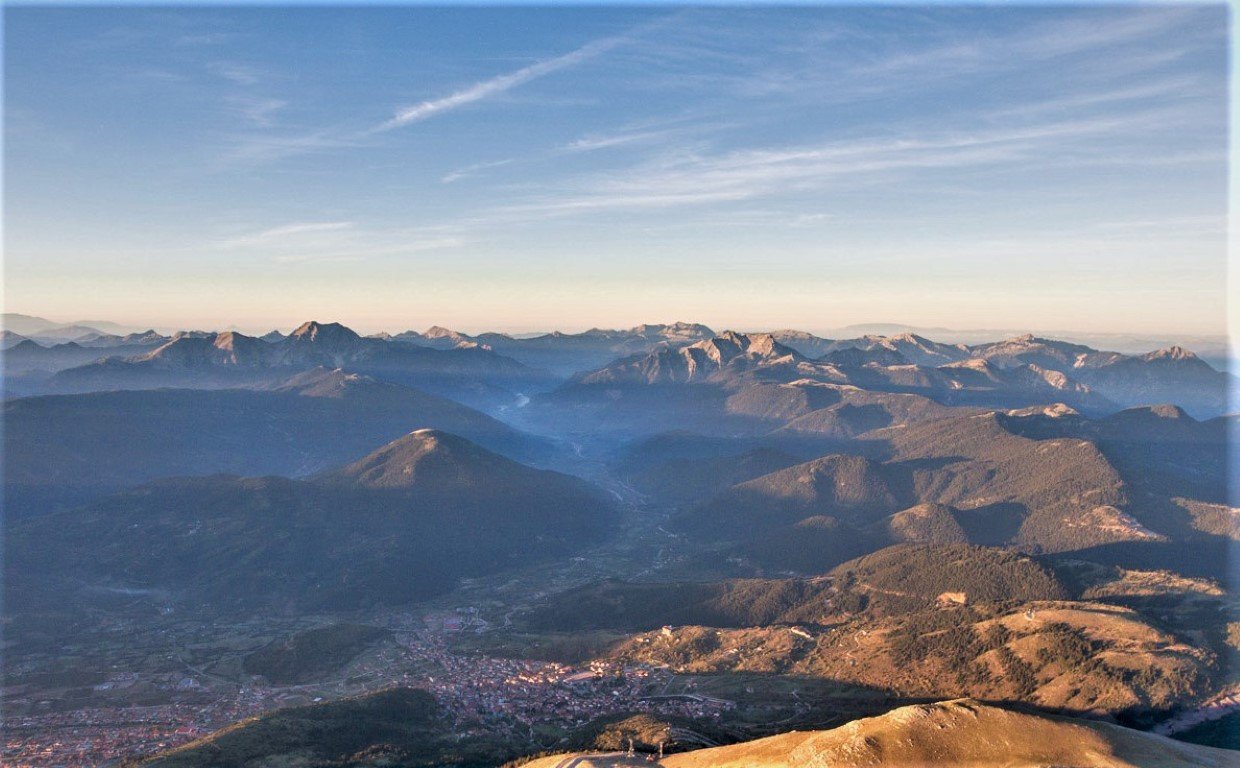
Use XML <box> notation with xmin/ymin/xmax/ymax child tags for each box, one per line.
<box><xmin>3</xmin><ymin>5</ymin><xmax>1229</xmax><ymax>335</ymax></box>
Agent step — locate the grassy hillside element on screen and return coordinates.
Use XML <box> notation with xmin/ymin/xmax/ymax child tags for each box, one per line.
<box><xmin>609</xmin><ymin>600</ymin><xmax>1215</xmax><ymax>715</ymax></box>
<box><xmin>830</xmin><ymin>543</ymin><xmax>1070</xmax><ymax>614</ymax></box>
<box><xmin>520</xmin><ymin>699</ymin><xmax>1236</xmax><ymax>768</ymax></box>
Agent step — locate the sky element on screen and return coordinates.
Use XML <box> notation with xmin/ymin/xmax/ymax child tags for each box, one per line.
<box><xmin>2</xmin><ymin>4</ymin><xmax>1230</xmax><ymax>336</ymax></box>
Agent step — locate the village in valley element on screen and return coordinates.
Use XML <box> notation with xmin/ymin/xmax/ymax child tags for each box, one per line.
<box><xmin>3</xmin><ymin>597</ymin><xmax>736</xmax><ymax>767</ymax></box>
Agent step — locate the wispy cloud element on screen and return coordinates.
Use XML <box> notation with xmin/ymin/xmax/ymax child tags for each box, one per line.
<box><xmin>216</xmin><ymin>221</ymin><xmax>466</xmax><ymax>263</ymax></box>
<box><xmin>496</xmin><ymin>110</ymin><xmax>1179</xmax><ymax>219</ymax></box>
<box><xmin>566</xmin><ymin>129</ymin><xmax>675</xmax><ymax>153</ymax></box>
<box><xmin>441</xmin><ymin>158</ymin><xmax>515</xmax><ymax>184</ymax></box>
<box><xmin>221</xmin><ymin>131</ymin><xmax>370</xmax><ymax>164</ymax></box>
<box><xmin>228</xmin><ymin>96</ymin><xmax>287</xmax><ymax>128</ymax></box>
<box><xmin>373</xmin><ymin>33</ymin><xmax>628</xmax><ymax>132</ymax></box>
<box><xmin>988</xmin><ymin>75</ymin><xmax>1208</xmax><ymax>120</ymax></box>
<box><xmin>271</xmin><ymin>236</ymin><xmax>465</xmax><ymax>264</ymax></box>
<box><xmin>209</xmin><ymin>61</ymin><xmax>263</xmax><ymax>86</ymax></box>
<box><xmin>176</xmin><ymin>32</ymin><xmax>235</xmax><ymax>47</ymax></box>
<box><xmin>214</xmin><ymin>17</ymin><xmax>673</xmax><ymax>167</ymax></box>
<box><xmin>440</xmin><ymin>113</ymin><xmax>716</xmax><ymax>184</ymax></box>
<box><xmin>219</xmin><ymin>221</ymin><xmax>354</xmax><ymax>249</ymax></box>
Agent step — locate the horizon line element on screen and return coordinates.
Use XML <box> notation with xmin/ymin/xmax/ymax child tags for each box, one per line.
<box><xmin>3</xmin><ymin>311</ymin><xmax>1231</xmax><ymax>344</ymax></box>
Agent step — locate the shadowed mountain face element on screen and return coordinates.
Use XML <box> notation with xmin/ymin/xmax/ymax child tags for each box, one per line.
<box><xmin>668</xmin><ymin>404</ymin><xmax>1230</xmax><ymax>573</ymax></box>
<box><xmin>2</xmin><ymin>338</ymin><xmax>166</xmax><ymax>383</ymax></box>
<box><xmin>679</xmin><ymin>454</ymin><xmax>907</xmax><ymax>540</ymax></box>
<box><xmin>529</xmin><ymin>544</ymin><xmax>1071</xmax><ymax>632</ymax></box>
<box><xmin>8</xmin><ymin>430</ymin><xmax>614</xmax><ymax>610</ymax></box>
<box><xmin>521</xmin><ymin>699</ymin><xmax>1234</xmax><ymax>768</ymax></box>
<box><xmin>2</xmin><ymin>368</ymin><xmax>542</xmax><ymax>517</ymax></box>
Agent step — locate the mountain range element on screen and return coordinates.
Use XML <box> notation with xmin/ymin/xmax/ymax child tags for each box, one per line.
<box><xmin>2</xmin><ymin>367</ymin><xmax>540</xmax><ymax>517</ymax></box>
<box><xmin>5</xmin><ymin>322</ymin><xmax>1230</xmax><ymax>419</ymax></box>
<box><xmin>663</xmin><ymin>403</ymin><xmax>1230</xmax><ymax>574</ymax></box>
<box><xmin>3</xmin><ymin>315</ymin><xmax>1236</xmax><ymax>768</ymax></box>
<box><xmin>542</xmin><ymin>331</ymin><xmax>1230</xmax><ymax>437</ymax></box>
<box><xmin>8</xmin><ymin>429</ymin><xmax>613</xmax><ymax>611</ymax></box>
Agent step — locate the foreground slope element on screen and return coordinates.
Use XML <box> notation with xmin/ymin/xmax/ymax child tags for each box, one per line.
<box><xmin>523</xmin><ymin>699</ymin><xmax>1236</xmax><ymax>768</ymax></box>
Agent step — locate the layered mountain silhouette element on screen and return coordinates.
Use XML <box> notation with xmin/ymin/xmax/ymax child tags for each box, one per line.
<box><xmin>669</xmin><ymin>404</ymin><xmax>1229</xmax><ymax>574</ymax></box>
<box><xmin>43</xmin><ymin>321</ymin><xmax>545</xmax><ymax>409</ymax></box>
<box><xmin>8</xmin><ymin>429</ymin><xmax>613</xmax><ymax>609</ymax></box>
<box><xmin>6</xmin><ymin>322</ymin><xmax>1230</xmax><ymax>419</ymax></box>
<box><xmin>3</xmin><ymin>368</ymin><xmax>539</xmax><ymax>516</ymax></box>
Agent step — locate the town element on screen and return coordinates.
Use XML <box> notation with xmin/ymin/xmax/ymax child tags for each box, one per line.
<box><xmin>3</xmin><ymin>604</ymin><xmax>732</xmax><ymax>767</ymax></box>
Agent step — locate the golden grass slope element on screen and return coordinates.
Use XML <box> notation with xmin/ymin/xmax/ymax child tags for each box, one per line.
<box><xmin>611</xmin><ymin>601</ymin><xmax>1214</xmax><ymax>713</ymax></box>
<box><xmin>522</xmin><ymin>699</ymin><xmax>1237</xmax><ymax>768</ymax></box>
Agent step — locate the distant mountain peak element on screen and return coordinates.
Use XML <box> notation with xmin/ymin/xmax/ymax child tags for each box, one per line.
<box><xmin>1109</xmin><ymin>403</ymin><xmax>1192</xmax><ymax>422</ymax></box>
<box><xmin>289</xmin><ymin>320</ymin><xmax>361</xmax><ymax>344</ymax></box>
<box><xmin>1005</xmin><ymin>403</ymin><xmax>1080</xmax><ymax>419</ymax></box>
<box><xmin>768</xmin><ymin>328</ymin><xmax>822</xmax><ymax>341</ymax></box>
<box><xmin>665</xmin><ymin>320</ymin><xmax>713</xmax><ymax>333</ymax></box>
<box><xmin>326</xmin><ymin>428</ymin><xmax>508</xmax><ymax>490</ymax></box>
<box><xmin>423</xmin><ymin>325</ymin><xmax>464</xmax><ymax>338</ymax></box>
<box><xmin>943</xmin><ymin>357</ymin><xmax>995</xmax><ymax>372</ymax></box>
<box><xmin>888</xmin><ymin>331</ymin><xmax>924</xmax><ymax>343</ymax></box>
<box><xmin>1144</xmin><ymin>345</ymin><xmax>1198</xmax><ymax>362</ymax></box>
<box><xmin>1147</xmin><ymin>403</ymin><xmax>1190</xmax><ymax>418</ymax></box>
<box><xmin>687</xmin><ymin>331</ymin><xmax>799</xmax><ymax>368</ymax></box>
<box><xmin>212</xmin><ymin>330</ymin><xmax>250</xmax><ymax>350</ymax></box>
